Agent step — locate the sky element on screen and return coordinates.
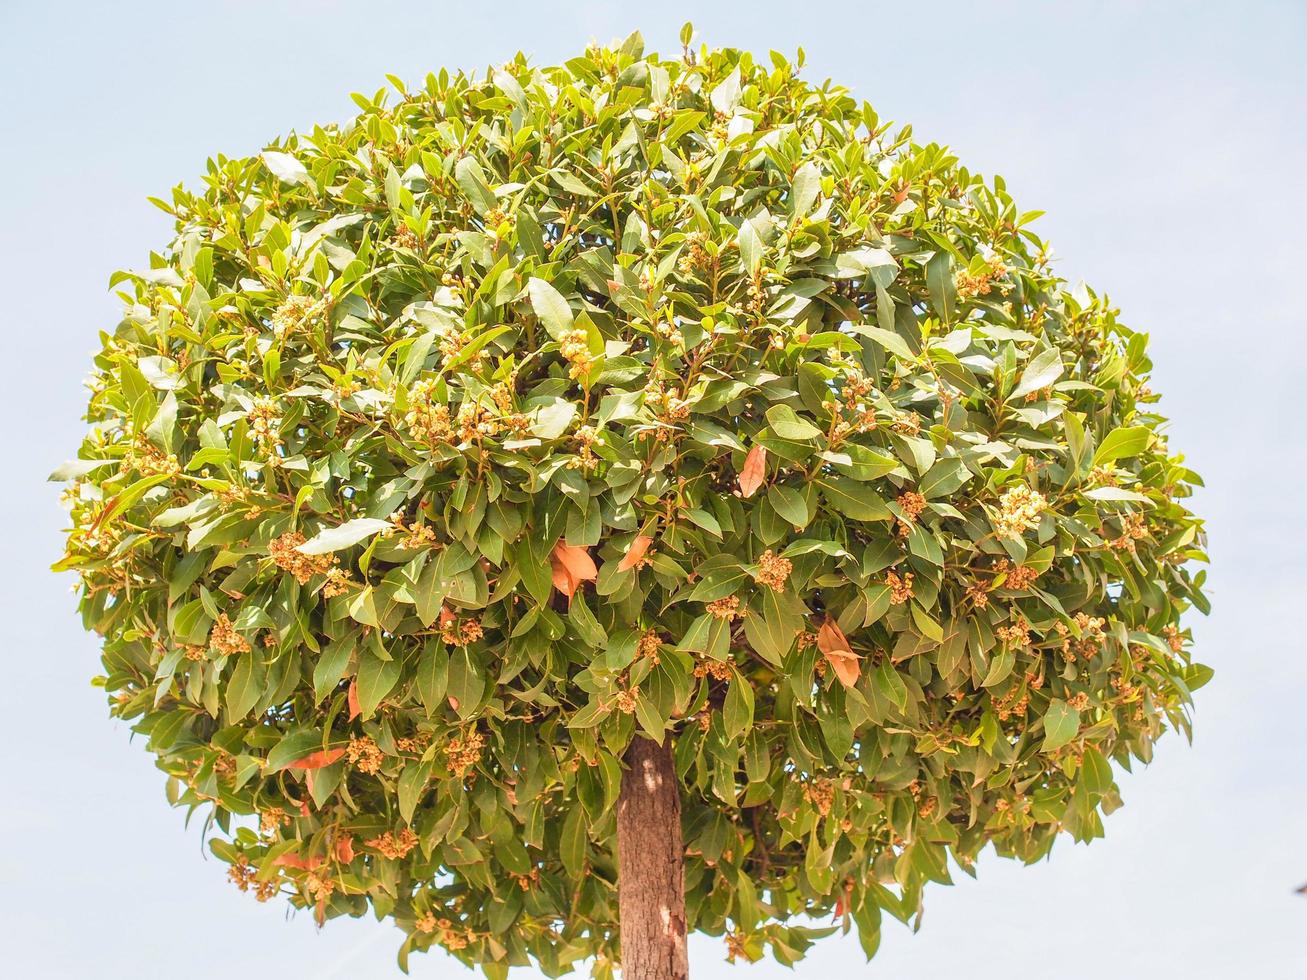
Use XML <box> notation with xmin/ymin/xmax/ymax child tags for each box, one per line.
<box><xmin>1</xmin><ymin>1</ymin><xmax>1303</xmax><ymax>976</ymax></box>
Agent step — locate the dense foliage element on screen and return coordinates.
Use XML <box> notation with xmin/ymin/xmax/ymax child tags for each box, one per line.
<box><xmin>54</xmin><ymin>28</ymin><xmax>1209</xmax><ymax>977</ymax></box>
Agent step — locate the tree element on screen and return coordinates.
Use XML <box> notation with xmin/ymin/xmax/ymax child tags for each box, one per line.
<box><xmin>53</xmin><ymin>26</ymin><xmax>1211</xmax><ymax>980</ymax></box>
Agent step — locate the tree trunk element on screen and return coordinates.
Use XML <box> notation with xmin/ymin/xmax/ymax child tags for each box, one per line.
<box><xmin>617</xmin><ymin>736</ymin><xmax>689</xmax><ymax>980</ymax></box>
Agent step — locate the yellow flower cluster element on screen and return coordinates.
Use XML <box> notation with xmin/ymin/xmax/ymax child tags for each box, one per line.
<box><xmin>405</xmin><ymin>379</ymin><xmax>453</xmax><ymax>443</ymax></box>
<box><xmin>558</xmin><ymin>327</ymin><xmax>593</xmax><ymax>380</ymax></box>
<box><xmin>746</xmin><ymin>269</ymin><xmax>767</xmax><ymax>315</ymax></box>
<box><xmin>259</xmin><ymin>808</ymin><xmax>291</xmax><ymax>833</ymax></box>
<box><xmin>227</xmin><ymin>855</ymin><xmax>280</xmax><ymax>902</ymax></box>
<box><xmin>445</xmin><ymin>727</ymin><xmax>484</xmax><ymax>778</ymax></box>
<box><xmin>613</xmin><ymin>689</ymin><xmax>639</xmax><ymax>714</ymax></box>
<box><xmin>366</xmin><ymin>827</ymin><xmax>419</xmax><ymax>860</ymax></box>
<box><xmin>128</xmin><ymin>436</ymin><xmax>181</xmax><ymax>479</ymax></box>
<box><xmin>247</xmin><ymin>399</ymin><xmax>282</xmax><ymax>452</ymax></box>
<box><xmin>391</xmin><ymin>225</ymin><xmax>423</xmax><ymax>250</ymax></box>
<box><xmin>706</xmin><ymin>595</ymin><xmax>740</xmax><ymax>620</ymax></box>
<box><xmin>994</xmin><ymin>685</ymin><xmax>1030</xmax><ymax>722</ymax></box>
<box><xmin>346</xmin><ymin>735</ymin><xmax>384</xmax><ymax>774</ymax></box>
<box><xmin>897</xmin><ymin>491</ymin><xmax>927</xmax><ymax>522</ymax></box>
<box><xmin>439</xmin><ymin>615</ymin><xmax>483</xmax><ymax>646</ymax></box>
<box><xmin>1109</xmin><ymin>512</ymin><xmax>1148</xmax><ymax>553</ymax></box>
<box><xmin>677</xmin><ymin>232</ymin><xmax>710</xmax><ymax>275</ymax></box>
<box><xmin>455</xmin><ymin>402</ymin><xmax>501</xmax><ymax>442</ymax></box>
<box><xmin>954</xmin><ymin>256</ymin><xmax>1009</xmax><ymax>300</ymax></box>
<box><xmin>269</xmin><ymin>531</ymin><xmax>336</xmax><ymax>584</ymax></box>
<box><xmin>652</xmin><ymin>317</ymin><xmax>684</xmax><ymax>347</ymax></box>
<box><xmin>636</xmin><ymin>629</ymin><xmax>662</xmax><ymax>663</ymax></box>
<box><xmin>995</xmin><ymin>616</ymin><xmax>1031</xmax><ymax>648</ymax></box>
<box><xmin>209</xmin><ymin>613</ymin><xmax>251</xmax><ymax>656</ymax></box>
<box><xmin>303</xmin><ymin>871</ymin><xmax>335</xmax><ymax>903</ymax></box>
<box><xmin>566</xmin><ymin>425</ymin><xmax>601</xmax><ymax>472</ymax></box>
<box><xmin>802</xmin><ymin>778</ymin><xmax>835</xmax><ymax>817</ymax></box>
<box><xmin>395</xmin><ymin>732</ymin><xmax>431</xmax><ymax>754</ymax></box>
<box><xmin>1057</xmin><ymin>613</ymin><xmax>1107</xmax><ymax>662</ymax></box>
<box><xmin>992</xmin><ymin>558</ymin><xmax>1040</xmax><ymax>591</ymax></box>
<box><xmin>270</xmin><ymin>293</ymin><xmax>325</xmax><ymax>338</ymax></box>
<box><xmin>995</xmin><ymin>484</ymin><xmax>1047</xmax><ymax>537</ymax></box>
<box><xmin>886</xmin><ymin>570</ymin><xmax>914</xmax><ymax>605</ymax></box>
<box><xmin>693</xmin><ymin>658</ymin><xmax>733</xmax><ymax>681</ymax></box>
<box><xmin>890</xmin><ymin>411</ymin><xmax>921</xmax><ymax>435</ymax></box>
<box><xmin>320</xmin><ymin>567</ymin><xmax>356</xmax><ymax>597</ymax></box>
<box><xmin>415</xmin><ymin>914</ymin><xmax>472</xmax><ymax>950</ymax></box>
<box><xmin>756</xmin><ymin>549</ymin><xmax>792</xmax><ymax>593</ymax></box>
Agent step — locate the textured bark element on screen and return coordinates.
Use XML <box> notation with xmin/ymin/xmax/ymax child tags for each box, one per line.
<box><xmin>617</xmin><ymin>737</ymin><xmax>689</xmax><ymax>980</ymax></box>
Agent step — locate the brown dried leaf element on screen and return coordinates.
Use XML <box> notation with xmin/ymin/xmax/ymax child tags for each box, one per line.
<box><xmin>617</xmin><ymin>534</ymin><xmax>653</xmax><ymax>572</ymax></box>
<box><xmin>738</xmin><ymin>444</ymin><xmax>767</xmax><ymax>498</ymax></box>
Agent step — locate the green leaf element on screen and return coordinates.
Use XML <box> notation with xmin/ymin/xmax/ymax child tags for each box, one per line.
<box><xmin>447</xmin><ymin>648</ymin><xmax>484</xmax><ymax>719</ymax></box>
<box><xmin>724</xmin><ymin>670</ymin><xmax>755</xmax><ymax>738</ymax></box>
<box><xmin>454</xmin><ymin>155</ymin><xmax>497</xmax><ymax>215</ymax></box>
<box><xmin>398</xmin><ymin>761</ymin><xmax>432</xmax><ymax>824</ymax></box>
<box><xmin>266</xmin><ymin>729</ymin><xmax>327</xmax><ymax>771</ymax></box>
<box><xmin>849</xmin><ymin>324</ymin><xmax>915</xmax><ymax>360</ymax></box>
<box><xmin>917</xmin><ymin>457</ymin><xmax>971</xmax><ymax>499</ymax></box>
<box><xmin>560</xmin><ymin>804</ymin><xmax>587</xmax><ymax>877</ymax></box>
<box><xmin>925</xmin><ymin>251</ymin><xmax>956</xmax><ymax>324</ymax></box>
<box><xmin>767</xmin><ymin>484</ymin><xmax>810</xmax><ymax>528</ymax></box>
<box><xmin>527</xmin><ymin>277</ymin><xmax>574</xmax><ymax>340</ymax></box>
<box><xmin>738</xmin><ymin>218</ymin><xmax>763</xmax><ymax>273</ymax></box>
<box><xmin>765</xmin><ymin>404</ymin><xmax>822</xmax><ymax>441</ymax></box>
<box><xmin>832</xmin><ymin>444</ymin><xmax>899</xmax><ymax>482</ymax></box>
<box><xmin>820</xmin><ymin>476</ymin><xmax>891</xmax><ymax>521</ymax></box>
<box><xmin>662</xmin><ymin>109</ymin><xmax>706</xmax><ymax>144</ymax></box>
<box><xmin>1093</xmin><ymin>426</ymin><xmax>1151</xmax><ymax>465</ymax></box>
<box><xmin>298</xmin><ymin>518</ymin><xmax>392</xmax><ymax>555</ymax></box>
<box><xmin>262</xmin><ymin>150</ymin><xmax>310</xmax><ymax>185</ymax></box>
<box><xmin>1079</xmin><ymin>746</ymin><xmax>1113</xmax><ymax>796</ymax></box>
<box><xmin>790</xmin><ymin>161</ymin><xmax>821</xmax><ymax>219</ymax></box>
<box><xmin>1041</xmin><ymin>698</ymin><xmax>1080</xmax><ymax>751</ymax></box>
<box><xmin>224</xmin><ymin>655</ymin><xmax>263</xmax><ymax>720</ymax></box>
<box><xmin>415</xmin><ymin>641</ymin><xmax>449</xmax><ymax>716</ymax></box>
<box><xmin>312</xmin><ymin>635</ymin><xmax>354</xmax><ymax>702</ymax></box>
<box><xmin>709</xmin><ymin>67</ymin><xmax>741</xmax><ymax>114</ymax></box>
<box><xmin>47</xmin><ymin>458</ymin><xmax>115</xmax><ymax>481</ymax></box>
<box><xmin>356</xmin><ymin>648</ymin><xmax>401</xmax><ymax>718</ymax></box>
<box><xmin>530</xmin><ymin>397</ymin><xmax>577</xmax><ymax>440</ymax></box>
<box><xmin>687</xmin><ymin>560</ymin><xmax>749</xmax><ymax>602</ymax></box>
<box><xmin>1010</xmin><ymin>348</ymin><xmax>1064</xmax><ymax>400</ymax></box>
<box><xmin>1082</xmin><ymin>486</ymin><xmax>1151</xmax><ymax>503</ymax></box>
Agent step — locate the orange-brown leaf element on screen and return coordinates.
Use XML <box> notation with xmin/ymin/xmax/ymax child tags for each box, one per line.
<box><xmin>347</xmin><ymin>678</ymin><xmax>361</xmax><ymax>721</ymax></box>
<box><xmin>826</xmin><ymin>650</ymin><xmax>861</xmax><ymax>688</ymax></box>
<box><xmin>550</xmin><ymin>542</ymin><xmax>598</xmax><ymax>598</ymax></box>
<box><xmin>738</xmin><ymin>444</ymin><xmax>767</xmax><ymax>498</ymax></box>
<box><xmin>287</xmin><ymin>747</ymin><xmax>345</xmax><ymax>771</ymax></box>
<box><xmin>816</xmin><ymin>618</ymin><xmax>850</xmax><ymax>655</ymax></box>
<box><xmin>335</xmin><ymin>835</ymin><xmax>355</xmax><ymax>863</ymax></box>
<box><xmin>817</xmin><ymin>618</ymin><xmax>861</xmax><ymax>688</ymax></box>
<box><xmin>272</xmin><ymin>851</ymin><xmax>323</xmax><ymax>870</ymax></box>
<box><xmin>617</xmin><ymin>534</ymin><xmax>653</xmax><ymax>572</ymax></box>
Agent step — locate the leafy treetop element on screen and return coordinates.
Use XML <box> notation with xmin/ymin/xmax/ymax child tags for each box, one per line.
<box><xmin>54</xmin><ymin>27</ymin><xmax>1209</xmax><ymax>978</ymax></box>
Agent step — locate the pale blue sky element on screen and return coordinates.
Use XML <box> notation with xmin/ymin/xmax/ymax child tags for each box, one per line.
<box><xmin>2</xmin><ymin>1</ymin><xmax>1303</xmax><ymax>977</ymax></box>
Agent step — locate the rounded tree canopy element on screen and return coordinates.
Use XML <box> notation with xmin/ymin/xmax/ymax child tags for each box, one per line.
<box><xmin>55</xmin><ymin>28</ymin><xmax>1209</xmax><ymax>977</ymax></box>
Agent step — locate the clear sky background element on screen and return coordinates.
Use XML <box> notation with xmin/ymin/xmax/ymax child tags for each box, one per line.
<box><xmin>1</xmin><ymin>1</ymin><xmax>1303</xmax><ymax>976</ymax></box>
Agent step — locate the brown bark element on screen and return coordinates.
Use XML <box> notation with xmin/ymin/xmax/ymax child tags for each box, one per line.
<box><xmin>617</xmin><ymin>736</ymin><xmax>689</xmax><ymax>980</ymax></box>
